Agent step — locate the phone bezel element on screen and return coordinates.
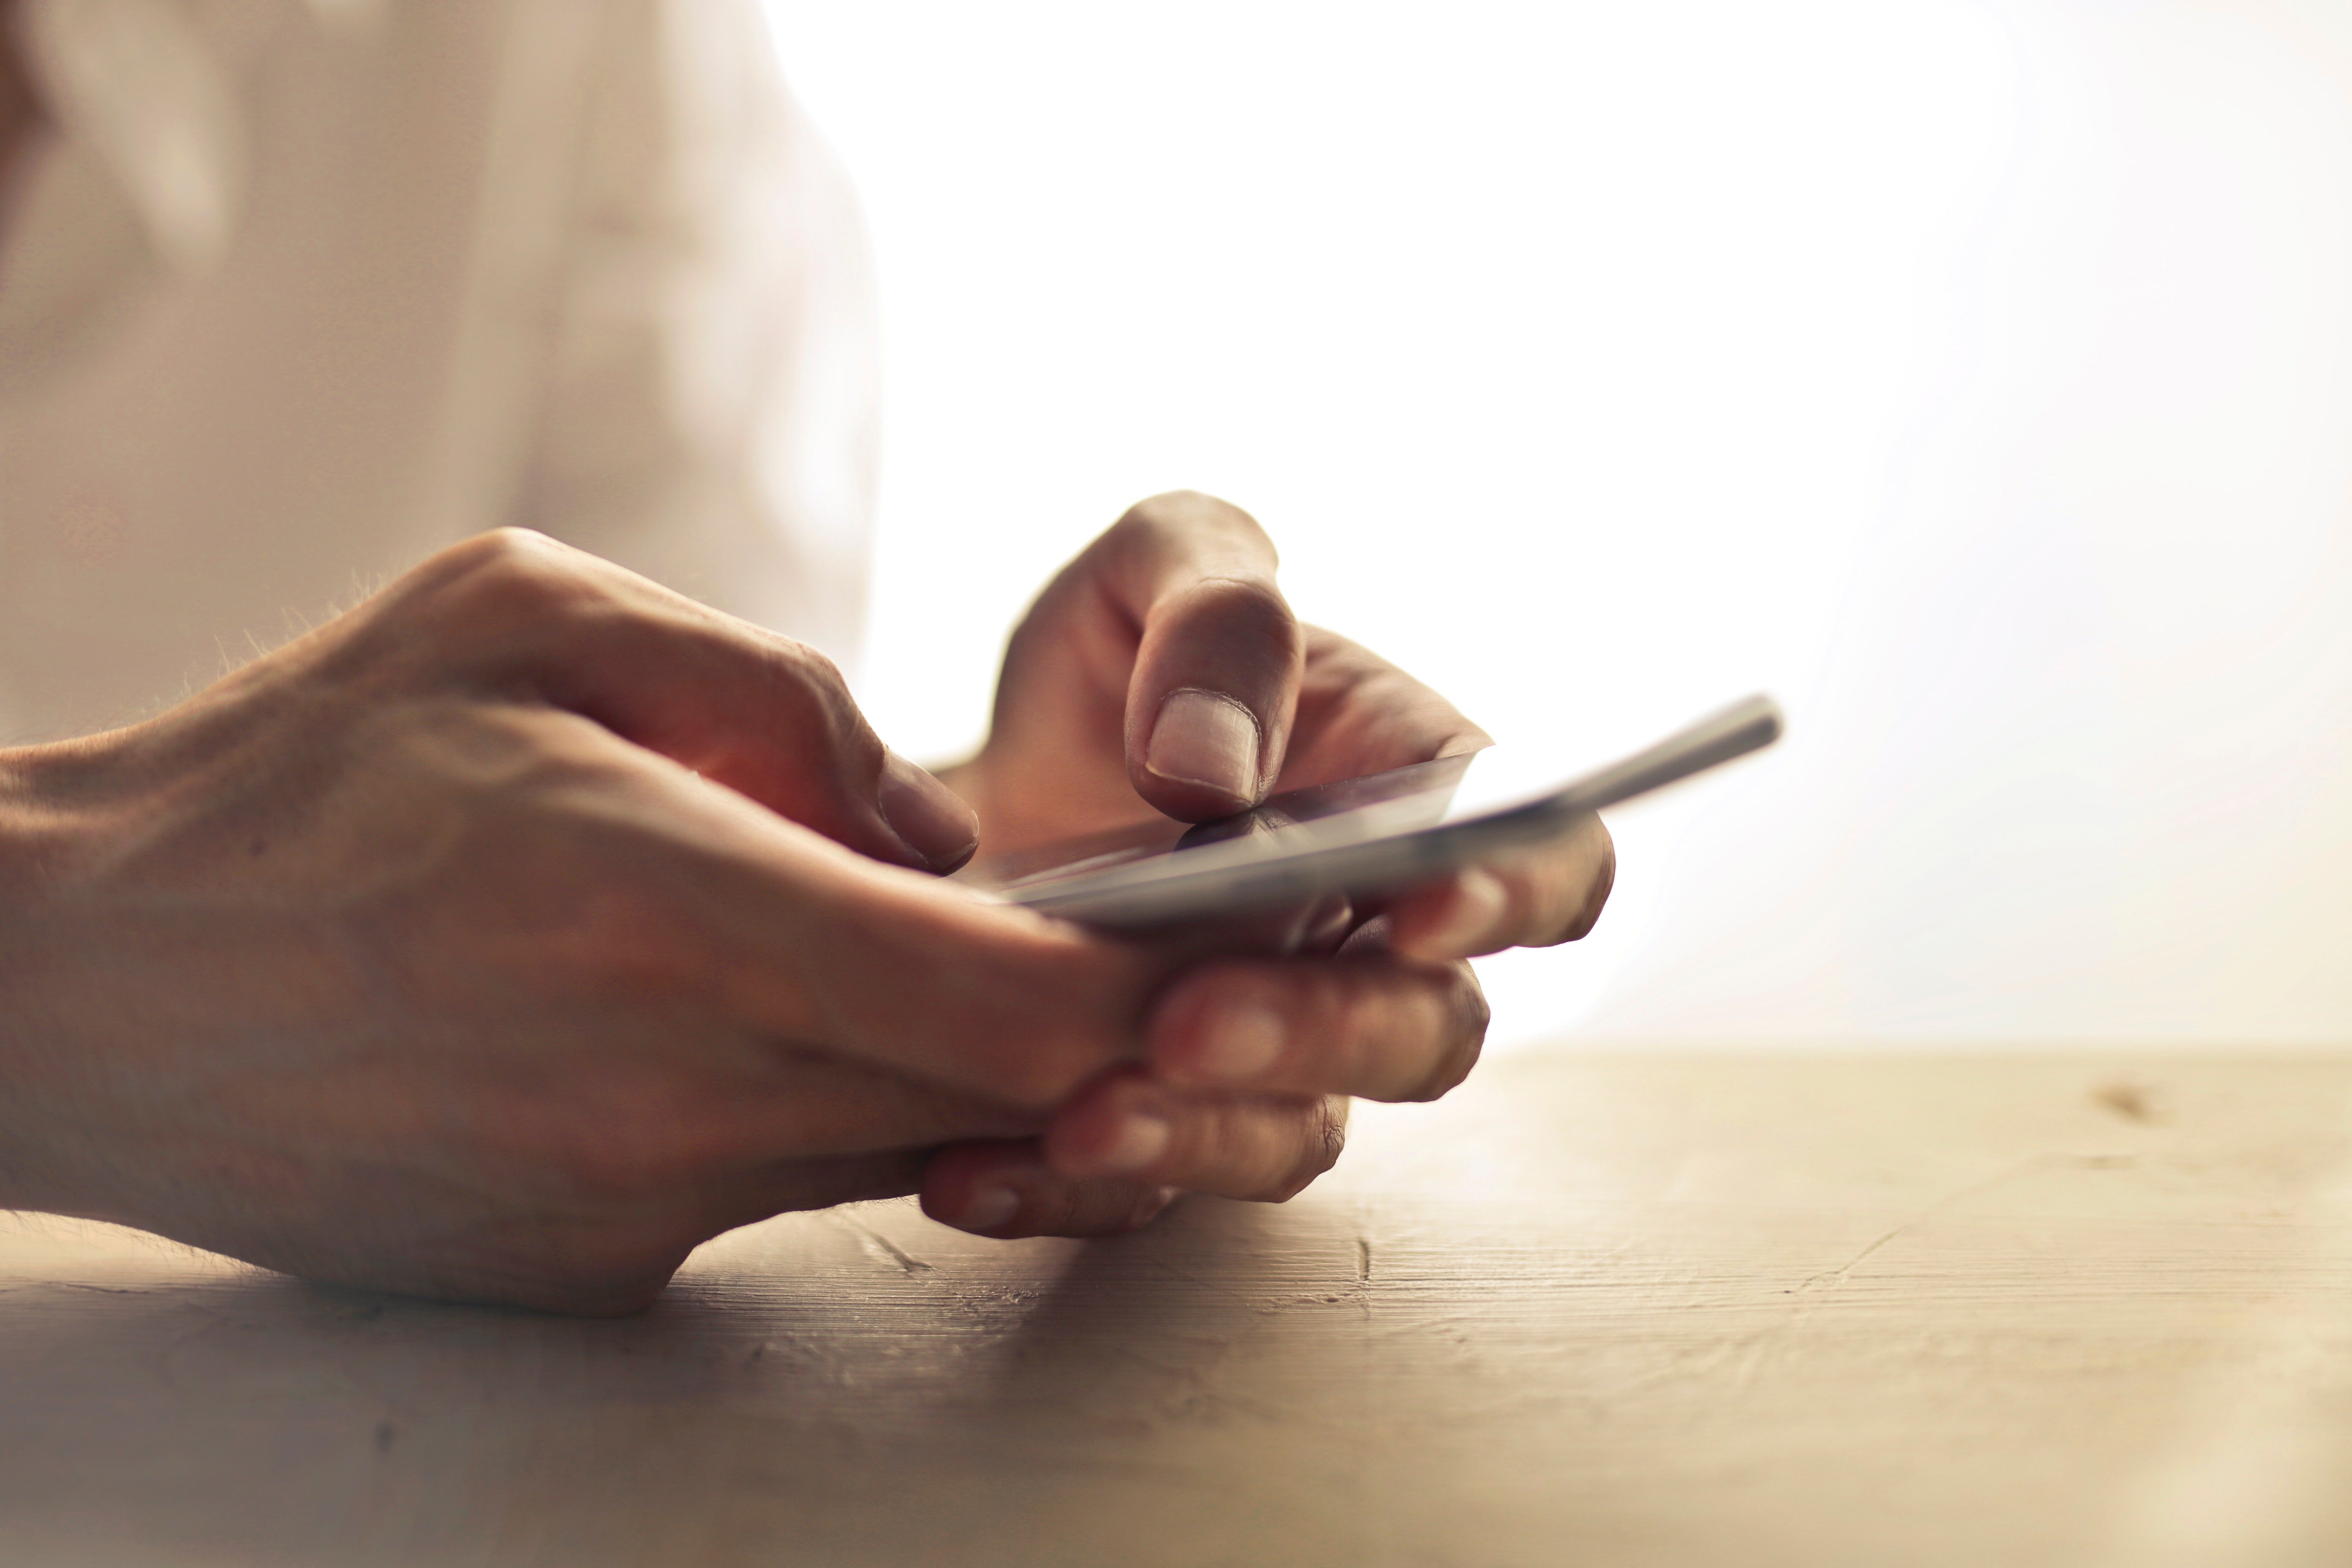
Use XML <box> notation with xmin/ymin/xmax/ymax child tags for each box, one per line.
<box><xmin>967</xmin><ymin>694</ymin><xmax>1783</xmax><ymax>931</ymax></box>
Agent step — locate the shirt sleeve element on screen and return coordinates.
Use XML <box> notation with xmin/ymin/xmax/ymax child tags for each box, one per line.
<box><xmin>502</xmin><ymin>0</ymin><xmax>878</xmax><ymax>669</ymax></box>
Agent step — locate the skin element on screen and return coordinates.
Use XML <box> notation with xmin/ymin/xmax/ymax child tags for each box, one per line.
<box><xmin>924</xmin><ymin>493</ymin><xmax>1614</xmax><ymax>1237</ymax></box>
<box><xmin>0</xmin><ymin>501</ymin><xmax>1610</xmax><ymax>1313</ymax></box>
<box><xmin>0</xmin><ymin>533</ymin><xmax>1096</xmax><ymax>1311</ymax></box>
<box><xmin>0</xmin><ymin>0</ymin><xmax>37</xmax><ymax>201</ymax></box>
<box><xmin>0</xmin><ymin>9</ymin><xmax>1611</xmax><ymax>1309</ymax></box>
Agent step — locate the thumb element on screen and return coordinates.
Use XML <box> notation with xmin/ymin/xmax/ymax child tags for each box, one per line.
<box><xmin>1096</xmin><ymin>493</ymin><xmax>1304</xmax><ymax>821</ymax></box>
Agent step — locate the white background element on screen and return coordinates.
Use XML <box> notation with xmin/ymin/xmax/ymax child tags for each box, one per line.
<box><xmin>762</xmin><ymin>0</ymin><xmax>2352</xmax><ymax>1048</ymax></box>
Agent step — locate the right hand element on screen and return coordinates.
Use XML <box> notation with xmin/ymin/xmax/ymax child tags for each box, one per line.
<box><xmin>904</xmin><ymin>494</ymin><xmax>1605</xmax><ymax>1244</ymax></box>
<box><xmin>0</xmin><ymin>531</ymin><xmax>1201</xmax><ymax>1313</ymax></box>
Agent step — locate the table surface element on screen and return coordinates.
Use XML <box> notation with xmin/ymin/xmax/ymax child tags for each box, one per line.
<box><xmin>5</xmin><ymin>1051</ymin><xmax>2351</xmax><ymax>1568</ymax></box>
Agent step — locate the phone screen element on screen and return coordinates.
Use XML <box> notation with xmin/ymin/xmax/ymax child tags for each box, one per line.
<box><xmin>962</xmin><ymin>752</ymin><xmax>1483</xmax><ymax>900</ymax></box>
<box><xmin>960</xmin><ymin>694</ymin><xmax>1781</xmax><ymax>928</ymax></box>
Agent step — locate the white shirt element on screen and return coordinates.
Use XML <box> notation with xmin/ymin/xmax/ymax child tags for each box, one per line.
<box><xmin>0</xmin><ymin>0</ymin><xmax>875</xmax><ymax>744</ymax></box>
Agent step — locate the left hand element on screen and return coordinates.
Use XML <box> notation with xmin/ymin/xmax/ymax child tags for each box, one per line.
<box><xmin>919</xmin><ymin>492</ymin><xmax>1615</xmax><ymax>1239</ymax></box>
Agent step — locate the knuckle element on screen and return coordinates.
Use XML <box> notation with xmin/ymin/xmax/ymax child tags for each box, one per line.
<box><xmin>453</xmin><ymin>526</ymin><xmax>569</xmax><ymax>585</ymax></box>
<box><xmin>1404</xmin><ymin>973</ymin><xmax>1489</xmax><ymax>1102</ymax></box>
<box><xmin>401</xmin><ymin>526</ymin><xmax>542</xmax><ymax>584</ymax></box>
<box><xmin>1100</xmin><ymin>498</ymin><xmax>1184</xmax><ymax>567</ymax></box>
<box><xmin>1266</xmin><ymin>1102</ymin><xmax>1348</xmax><ymax>1202</ymax></box>
<box><xmin>1113</xmin><ymin>489</ymin><xmax>1211</xmax><ymax>535</ymax></box>
<box><xmin>1570</xmin><ymin>832</ymin><xmax>1618</xmax><ymax>940</ymax></box>
<box><xmin>759</xmin><ymin>641</ymin><xmax>873</xmax><ymax>754</ymax></box>
<box><xmin>1027</xmin><ymin>1177</ymin><xmax>1167</xmax><ymax>1239</ymax></box>
<box><xmin>1546</xmin><ymin>821</ymin><xmax>1617</xmax><ymax>946</ymax></box>
<box><xmin>1459</xmin><ymin>970</ymin><xmax>1494</xmax><ymax>1043</ymax></box>
<box><xmin>1123</xmin><ymin>1185</ymin><xmax>1177</xmax><ymax>1231</ymax></box>
<box><xmin>1156</xmin><ymin>576</ymin><xmax>1302</xmax><ymax>688</ymax></box>
<box><xmin>1324</xmin><ymin>978</ymin><xmax>1388</xmax><ymax>1090</ymax></box>
<box><xmin>1183</xmin><ymin>571</ymin><xmax>1295</xmax><ymax>634</ymax></box>
<box><xmin>340</xmin><ymin>532</ymin><xmax>632</xmax><ymax>691</ymax></box>
<box><xmin>1094</xmin><ymin>1181</ymin><xmax>1174</xmax><ymax>1234</ymax></box>
<box><xmin>749</xmin><ymin>631</ymin><xmax>849</xmax><ymax>702</ymax></box>
<box><xmin>468</xmin><ymin>525</ymin><xmax>565</xmax><ymax>566</ymax></box>
<box><xmin>1112</xmin><ymin>490</ymin><xmax>1278</xmax><ymax>561</ymax></box>
<box><xmin>1270</xmin><ymin>963</ymin><xmax>1367</xmax><ymax>1093</ymax></box>
<box><xmin>425</xmin><ymin>528</ymin><xmax>599</xmax><ymax>630</ymax></box>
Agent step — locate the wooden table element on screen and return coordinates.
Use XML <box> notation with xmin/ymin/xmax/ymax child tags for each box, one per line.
<box><xmin>5</xmin><ymin>1052</ymin><xmax>2350</xmax><ymax>1567</ymax></box>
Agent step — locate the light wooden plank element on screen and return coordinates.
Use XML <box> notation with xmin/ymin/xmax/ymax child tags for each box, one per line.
<box><xmin>2</xmin><ymin>1052</ymin><xmax>2347</xmax><ymax>1567</ymax></box>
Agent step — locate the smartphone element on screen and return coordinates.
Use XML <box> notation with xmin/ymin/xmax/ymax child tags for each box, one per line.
<box><xmin>962</xmin><ymin>693</ymin><xmax>1783</xmax><ymax>930</ymax></box>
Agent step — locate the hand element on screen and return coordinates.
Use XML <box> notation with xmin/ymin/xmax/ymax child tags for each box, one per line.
<box><xmin>0</xmin><ymin>531</ymin><xmax>1249</xmax><ymax>1312</ymax></box>
<box><xmin>917</xmin><ymin>493</ymin><xmax>1616</xmax><ymax>1239</ymax></box>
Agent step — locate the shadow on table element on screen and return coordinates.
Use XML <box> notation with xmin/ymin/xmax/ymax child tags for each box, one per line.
<box><xmin>976</xmin><ymin>1191</ymin><xmax>1374</xmax><ymax>1430</ymax></box>
<box><xmin>0</xmin><ymin>1194</ymin><xmax>1380</xmax><ymax>1566</ymax></box>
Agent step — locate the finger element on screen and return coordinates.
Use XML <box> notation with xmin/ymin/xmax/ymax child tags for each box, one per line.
<box><xmin>1273</xmin><ymin>625</ymin><xmax>1492</xmax><ymax>791</ymax></box>
<box><xmin>480</xmin><ymin>712</ymin><xmax>1168</xmax><ymax>1111</ymax></box>
<box><xmin>369</xmin><ymin>529</ymin><xmax>977</xmax><ymax>872</ymax></box>
<box><xmin>1384</xmin><ymin>811</ymin><xmax>1616</xmax><ymax>962</ymax></box>
<box><xmin>1083</xmin><ymin>492</ymin><xmax>1305</xmax><ymax>820</ymax></box>
<box><xmin>703</xmin><ymin>1149</ymin><xmax>938</xmax><ymax>1234</ymax></box>
<box><xmin>919</xmin><ymin>1138</ymin><xmax>1178</xmax><ymax>1239</ymax></box>
<box><xmin>1041</xmin><ymin>1071</ymin><xmax>1348</xmax><ymax>1201</ymax></box>
<box><xmin>1160</xmin><ymin>889</ymin><xmax>1355</xmax><ymax>960</ymax></box>
<box><xmin>673</xmin><ymin>805</ymin><xmax>1177</xmax><ymax>1109</ymax></box>
<box><xmin>1145</xmin><ymin>950</ymin><xmax>1489</xmax><ymax>1103</ymax></box>
<box><xmin>736</xmin><ymin>1042</ymin><xmax>1044</xmax><ymax>1157</ymax></box>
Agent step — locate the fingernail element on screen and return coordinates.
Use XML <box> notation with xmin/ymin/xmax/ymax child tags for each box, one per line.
<box><xmin>1190</xmin><ymin>999</ymin><xmax>1286</xmax><ymax>1081</ymax></box>
<box><xmin>1145</xmin><ymin>690</ymin><xmax>1261</xmax><ymax>803</ymax></box>
<box><xmin>954</xmin><ymin>1185</ymin><xmax>1019</xmax><ymax>1233</ymax></box>
<box><xmin>1099</xmin><ymin>1109</ymin><xmax>1173</xmax><ymax>1174</ymax></box>
<box><xmin>1420</xmin><ymin>868</ymin><xmax>1509</xmax><ymax>957</ymax></box>
<box><xmin>877</xmin><ymin>752</ymin><xmax>980</xmax><ymax>873</ymax></box>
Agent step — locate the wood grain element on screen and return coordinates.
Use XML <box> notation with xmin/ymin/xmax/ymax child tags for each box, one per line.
<box><xmin>4</xmin><ymin>1052</ymin><xmax>2349</xmax><ymax>1567</ymax></box>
